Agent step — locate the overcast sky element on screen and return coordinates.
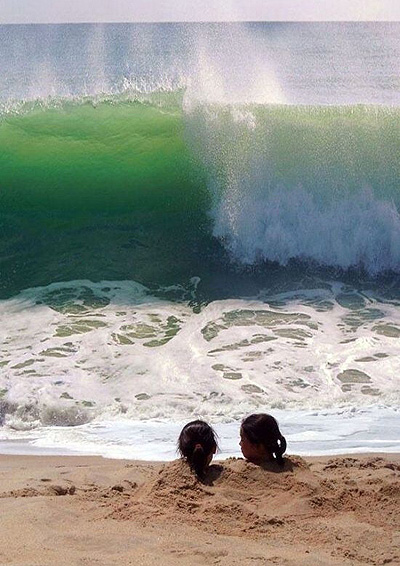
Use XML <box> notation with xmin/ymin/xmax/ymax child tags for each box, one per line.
<box><xmin>1</xmin><ymin>0</ymin><xmax>400</xmax><ymax>24</ymax></box>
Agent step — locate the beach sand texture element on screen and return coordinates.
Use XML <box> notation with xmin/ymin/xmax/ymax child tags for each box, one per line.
<box><xmin>0</xmin><ymin>454</ymin><xmax>399</xmax><ymax>565</ymax></box>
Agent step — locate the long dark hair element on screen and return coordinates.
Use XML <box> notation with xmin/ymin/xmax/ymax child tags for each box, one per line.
<box><xmin>178</xmin><ymin>420</ymin><xmax>218</xmax><ymax>478</ymax></box>
<box><xmin>241</xmin><ymin>413</ymin><xmax>287</xmax><ymax>466</ymax></box>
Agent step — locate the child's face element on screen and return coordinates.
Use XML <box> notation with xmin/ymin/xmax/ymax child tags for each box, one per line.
<box><xmin>240</xmin><ymin>429</ymin><xmax>267</xmax><ymax>463</ymax></box>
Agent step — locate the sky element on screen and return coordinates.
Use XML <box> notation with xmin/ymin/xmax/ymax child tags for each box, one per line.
<box><xmin>1</xmin><ymin>0</ymin><xmax>400</xmax><ymax>24</ymax></box>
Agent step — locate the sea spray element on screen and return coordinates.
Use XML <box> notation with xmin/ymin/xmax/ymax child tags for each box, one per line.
<box><xmin>185</xmin><ymin>103</ymin><xmax>400</xmax><ymax>273</ymax></box>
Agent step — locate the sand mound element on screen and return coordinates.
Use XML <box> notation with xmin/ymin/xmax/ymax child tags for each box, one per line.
<box><xmin>1</xmin><ymin>454</ymin><xmax>399</xmax><ymax>566</ymax></box>
<box><xmin>88</xmin><ymin>455</ymin><xmax>399</xmax><ymax>564</ymax></box>
<box><xmin>104</xmin><ymin>456</ymin><xmax>319</xmax><ymax>532</ymax></box>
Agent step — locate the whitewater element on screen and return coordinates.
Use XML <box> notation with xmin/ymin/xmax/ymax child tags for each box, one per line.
<box><xmin>0</xmin><ymin>22</ymin><xmax>399</xmax><ymax>458</ymax></box>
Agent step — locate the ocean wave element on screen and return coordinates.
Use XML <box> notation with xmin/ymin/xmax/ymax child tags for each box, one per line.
<box><xmin>1</xmin><ymin>96</ymin><xmax>400</xmax><ymax>290</ymax></box>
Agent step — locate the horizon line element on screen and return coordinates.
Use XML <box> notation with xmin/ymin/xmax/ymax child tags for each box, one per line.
<box><xmin>2</xmin><ymin>19</ymin><xmax>400</xmax><ymax>25</ymax></box>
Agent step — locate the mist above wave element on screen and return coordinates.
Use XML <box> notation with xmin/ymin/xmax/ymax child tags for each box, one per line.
<box><xmin>2</xmin><ymin>22</ymin><xmax>400</xmax><ymax>106</ymax></box>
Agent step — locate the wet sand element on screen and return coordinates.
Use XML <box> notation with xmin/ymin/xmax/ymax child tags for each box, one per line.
<box><xmin>0</xmin><ymin>453</ymin><xmax>399</xmax><ymax>566</ymax></box>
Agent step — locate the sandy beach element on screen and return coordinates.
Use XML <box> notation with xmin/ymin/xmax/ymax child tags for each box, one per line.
<box><xmin>0</xmin><ymin>453</ymin><xmax>399</xmax><ymax>566</ymax></box>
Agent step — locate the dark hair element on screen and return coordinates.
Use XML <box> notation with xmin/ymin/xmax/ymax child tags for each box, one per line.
<box><xmin>178</xmin><ymin>420</ymin><xmax>218</xmax><ymax>478</ymax></box>
<box><xmin>241</xmin><ymin>413</ymin><xmax>287</xmax><ymax>466</ymax></box>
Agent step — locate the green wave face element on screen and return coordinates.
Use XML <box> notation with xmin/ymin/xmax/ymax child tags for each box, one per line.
<box><xmin>0</xmin><ymin>99</ymin><xmax>216</xmax><ymax>297</ymax></box>
<box><xmin>1</xmin><ymin>100</ymin><xmax>204</xmax><ymax>215</ymax></box>
<box><xmin>1</xmin><ymin>98</ymin><xmax>400</xmax><ymax>298</ymax></box>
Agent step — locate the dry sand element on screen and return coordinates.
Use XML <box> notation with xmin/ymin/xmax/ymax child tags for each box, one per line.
<box><xmin>0</xmin><ymin>453</ymin><xmax>399</xmax><ymax>566</ymax></box>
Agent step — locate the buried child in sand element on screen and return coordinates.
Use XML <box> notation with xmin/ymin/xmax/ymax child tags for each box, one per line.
<box><xmin>240</xmin><ymin>413</ymin><xmax>287</xmax><ymax>465</ymax></box>
<box><xmin>178</xmin><ymin>419</ymin><xmax>218</xmax><ymax>478</ymax></box>
<box><xmin>178</xmin><ymin>414</ymin><xmax>286</xmax><ymax>477</ymax></box>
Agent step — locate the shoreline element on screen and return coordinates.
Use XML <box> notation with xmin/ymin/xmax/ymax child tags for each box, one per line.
<box><xmin>1</xmin><ymin>447</ymin><xmax>400</xmax><ymax>460</ymax></box>
<box><xmin>1</xmin><ymin>405</ymin><xmax>399</xmax><ymax>460</ymax></box>
<box><xmin>1</xmin><ymin>442</ymin><xmax>399</xmax><ymax>460</ymax></box>
<box><xmin>1</xmin><ymin>452</ymin><xmax>399</xmax><ymax>566</ymax></box>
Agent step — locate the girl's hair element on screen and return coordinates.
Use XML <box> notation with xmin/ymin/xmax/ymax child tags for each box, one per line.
<box><xmin>241</xmin><ymin>413</ymin><xmax>287</xmax><ymax>466</ymax></box>
<box><xmin>178</xmin><ymin>420</ymin><xmax>218</xmax><ymax>478</ymax></box>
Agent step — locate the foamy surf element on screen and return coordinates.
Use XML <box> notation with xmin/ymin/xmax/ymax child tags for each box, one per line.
<box><xmin>1</xmin><ymin>280</ymin><xmax>399</xmax><ymax>438</ymax></box>
<box><xmin>0</xmin><ymin>407</ymin><xmax>399</xmax><ymax>459</ymax></box>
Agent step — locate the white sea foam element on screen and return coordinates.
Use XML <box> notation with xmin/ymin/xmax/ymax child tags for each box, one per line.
<box><xmin>1</xmin><ymin>280</ymin><xmax>399</xmax><ymax>435</ymax></box>
<box><xmin>0</xmin><ymin>406</ymin><xmax>399</xmax><ymax>459</ymax></box>
<box><xmin>184</xmin><ymin>102</ymin><xmax>400</xmax><ymax>274</ymax></box>
<box><xmin>212</xmin><ymin>186</ymin><xmax>400</xmax><ymax>274</ymax></box>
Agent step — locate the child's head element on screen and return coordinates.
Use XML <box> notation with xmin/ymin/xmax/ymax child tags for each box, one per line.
<box><xmin>240</xmin><ymin>413</ymin><xmax>287</xmax><ymax>466</ymax></box>
<box><xmin>178</xmin><ymin>420</ymin><xmax>218</xmax><ymax>478</ymax></box>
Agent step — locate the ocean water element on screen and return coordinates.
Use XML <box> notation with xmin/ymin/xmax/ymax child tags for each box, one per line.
<box><xmin>0</xmin><ymin>23</ymin><xmax>399</xmax><ymax>458</ymax></box>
